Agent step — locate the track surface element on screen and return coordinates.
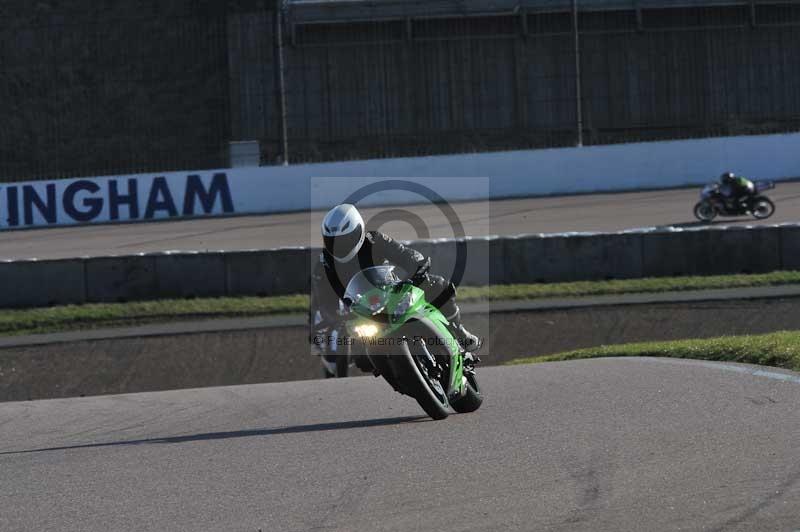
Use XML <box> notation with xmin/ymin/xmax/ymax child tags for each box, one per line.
<box><xmin>2</xmin><ymin>183</ymin><xmax>799</xmax><ymax>260</ymax></box>
<box><xmin>2</xmin><ymin>359</ymin><xmax>799</xmax><ymax>531</ymax></box>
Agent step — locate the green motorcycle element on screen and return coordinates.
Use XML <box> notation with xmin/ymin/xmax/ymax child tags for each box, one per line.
<box><xmin>343</xmin><ymin>265</ymin><xmax>482</xmax><ymax>420</ymax></box>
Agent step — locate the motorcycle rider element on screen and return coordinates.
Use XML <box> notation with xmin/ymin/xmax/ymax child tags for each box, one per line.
<box><xmin>309</xmin><ymin>204</ymin><xmax>480</xmax><ymax>374</ymax></box>
<box><xmin>719</xmin><ymin>172</ymin><xmax>755</xmax><ymax>209</ymax></box>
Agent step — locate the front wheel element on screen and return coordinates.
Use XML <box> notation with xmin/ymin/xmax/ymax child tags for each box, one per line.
<box><xmin>409</xmin><ymin>347</ymin><xmax>450</xmax><ymax>420</ymax></box>
<box><xmin>693</xmin><ymin>201</ymin><xmax>717</xmax><ymax>222</ymax></box>
<box><xmin>750</xmin><ymin>196</ymin><xmax>775</xmax><ymax>220</ymax></box>
<box><xmin>389</xmin><ymin>341</ymin><xmax>450</xmax><ymax>420</ymax></box>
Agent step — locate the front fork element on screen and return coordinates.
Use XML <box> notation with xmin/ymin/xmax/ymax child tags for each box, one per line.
<box><xmin>449</xmin><ymin>351</ymin><xmax>466</xmax><ymax>400</ymax></box>
<box><xmin>365</xmin><ymin>335</ymin><xmax>466</xmax><ymax>400</ymax></box>
<box><xmin>412</xmin><ymin>333</ymin><xmax>466</xmax><ymax>401</ymax></box>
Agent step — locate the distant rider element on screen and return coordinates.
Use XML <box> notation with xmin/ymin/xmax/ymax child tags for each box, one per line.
<box><xmin>309</xmin><ymin>204</ymin><xmax>480</xmax><ymax>375</ymax></box>
<box><xmin>719</xmin><ymin>172</ymin><xmax>755</xmax><ymax>208</ymax></box>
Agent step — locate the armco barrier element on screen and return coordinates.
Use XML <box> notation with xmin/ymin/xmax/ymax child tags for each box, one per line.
<box><xmin>0</xmin><ymin>224</ymin><xmax>796</xmax><ymax>308</ymax></box>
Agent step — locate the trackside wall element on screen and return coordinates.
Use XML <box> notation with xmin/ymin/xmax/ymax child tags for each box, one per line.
<box><xmin>1</xmin><ymin>132</ymin><xmax>799</xmax><ymax>230</ymax></box>
<box><xmin>1</xmin><ymin>225</ymin><xmax>797</xmax><ymax>308</ymax></box>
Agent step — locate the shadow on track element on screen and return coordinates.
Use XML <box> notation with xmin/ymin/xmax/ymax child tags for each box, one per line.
<box><xmin>0</xmin><ymin>415</ymin><xmax>428</xmax><ymax>456</ymax></box>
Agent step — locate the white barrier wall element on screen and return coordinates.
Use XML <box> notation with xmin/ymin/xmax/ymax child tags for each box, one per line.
<box><xmin>1</xmin><ymin>132</ymin><xmax>798</xmax><ymax>229</ymax></box>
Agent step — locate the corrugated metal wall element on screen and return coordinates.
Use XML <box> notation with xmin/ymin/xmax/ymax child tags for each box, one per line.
<box><xmin>580</xmin><ymin>5</ymin><xmax>800</xmax><ymax>144</ymax></box>
<box><xmin>227</xmin><ymin>8</ymin><xmax>282</xmax><ymax>164</ymax></box>
<box><xmin>282</xmin><ymin>14</ymin><xmax>578</xmax><ymax>162</ymax></box>
<box><xmin>281</xmin><ymin>2</ymin><xmax>800</xmax><ymax>163</ymax></box>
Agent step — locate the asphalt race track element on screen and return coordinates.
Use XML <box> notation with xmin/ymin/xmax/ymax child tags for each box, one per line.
<box><xmin>1</xmin><ymin>183</ymin><xmax>799</xmax><ymax>260</ymax></box>
<box><xmin>2</xmin><ymin>359</ymin><xmax>799</xmax><ymax>532</ymax></box>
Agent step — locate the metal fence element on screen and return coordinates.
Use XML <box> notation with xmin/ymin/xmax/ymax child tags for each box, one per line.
<box><xmin>2</xmin><ymin>0</ymin><xmax>800</xmax><ymax>181</ymax></box>
<box><xmin>281</xmin><ymin>1</ymin><xmax>800</xmax><ymax>163</ymax></box>
<box><xmin>0</xmin><ymin>1</ymin><xmax>235</xmax><ymax>181</ymax></box>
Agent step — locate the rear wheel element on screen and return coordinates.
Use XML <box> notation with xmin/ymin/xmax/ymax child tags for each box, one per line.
<box><xmin>751</xmin><ymin>196</ymin><xmax>775</xmax><ymax>220</ymax></box>
<box><xmin>335</xmin><ymin>344</ymin><xmax>350</xmax><ymax>378</ymax></box>
<box><xmin>694</xmin><ymin>201</ymin><xmax>717</xmax><ymax>222</ymax></box>
<box><xmin>450</xmin><ymin>369</ymin><xmax>483</xmax><ymax>413</ymax></box>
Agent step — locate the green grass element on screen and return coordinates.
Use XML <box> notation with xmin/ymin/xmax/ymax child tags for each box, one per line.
<box><xmin>507</xmin><ymin>331</ymin><xmax>800</xmax><ymax>372</ymax></box>
<box><xmin>1</xmin><ymin>270</ymin><xmax>799</xmax><ymax>338</ymax></box>
<box><xmin>0</xmin><ymin>295</ymin><xmax>308</xmax><ymax>337</ymax></box>
<box><xmin>457</xmin><ymin>270</ymin><xmax>800</xmax><ymax>301</ymax></box>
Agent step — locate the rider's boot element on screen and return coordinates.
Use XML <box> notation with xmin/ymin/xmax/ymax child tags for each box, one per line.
<box><xmin>320</xmin><ymin>352</ymin><xmax>337</xmax><ymax>378</ymax></box>
<box><xmin>447</xmin><ymin>309</ymin><xmax>481</xmax><ymax>354</ymax></box>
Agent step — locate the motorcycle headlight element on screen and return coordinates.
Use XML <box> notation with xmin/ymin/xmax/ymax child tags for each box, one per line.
<box><xmin>354</xmin><ymin>323</ymin><xmax>380</xmax><ymax>338</ymax></box>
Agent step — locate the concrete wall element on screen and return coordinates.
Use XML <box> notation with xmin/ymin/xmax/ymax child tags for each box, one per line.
<box><xmin>1</xmin><ymin>224</ymin><xmax>797</xmax><ymax>308</ymax></box>
<box><xmin>3</xmin><ymin>132</ymin><xmax>800</xmax><ymax>230</ymax></box>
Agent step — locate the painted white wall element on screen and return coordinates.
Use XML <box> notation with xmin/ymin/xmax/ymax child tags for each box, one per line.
<box><xmin>1</xmin><ymin>132</ymin><xmax>798</xmax><ymax>229</ymax></box>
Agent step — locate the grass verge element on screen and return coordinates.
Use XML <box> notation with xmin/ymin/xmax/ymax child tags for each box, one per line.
<box><xmin>0</xmin><ymin>295</ymin><xmax>309</xmax><ymax>338</ymax></box>
<box><xmin>507</xmin><ymin>331</ymin><xmax>800</xmax><ymax>373</ymax></box>
<box><xmin>457</xmin><ymin>270</ymin><xmax>800</xmax><ymax>301</ymax></box>
<box><xmin>0</xmin><ymin>270</ymin><xmax>799</xmax><ymax>338</ymax></box>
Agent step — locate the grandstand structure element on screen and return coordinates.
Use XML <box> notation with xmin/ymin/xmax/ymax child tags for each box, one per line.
<box><xmin>2</xmin><ymin>0</ymin><xmax>799</xmax><ymax>179</ymax></box>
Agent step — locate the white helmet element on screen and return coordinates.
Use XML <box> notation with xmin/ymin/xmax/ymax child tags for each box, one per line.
<box><xmin>321</xmin><ymin>204</ymin><xmax>365</xmax><ymax>262</ymax></box>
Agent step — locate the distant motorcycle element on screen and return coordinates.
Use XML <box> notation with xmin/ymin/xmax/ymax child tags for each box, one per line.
<box><xmin>693</xmin><ymin>181</ymin><xmax>776</xmax><ymax>222</ymax></box>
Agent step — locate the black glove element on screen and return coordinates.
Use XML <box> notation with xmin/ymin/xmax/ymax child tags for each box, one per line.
<box><xmin>409</xmin><ymin>269</ymin><xmax>429</xmax><ymax>287</ymax></box>
<box><xmin>408</xmin><ymin>259</ymin><xmax>431</xmax><ymax>286</ymax></box>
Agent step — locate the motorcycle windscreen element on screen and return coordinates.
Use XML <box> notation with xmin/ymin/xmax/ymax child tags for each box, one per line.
<box><xmin>344</xmin><ymin>266</ymin><xmax>400</xmax><ymax>314</ymax></box>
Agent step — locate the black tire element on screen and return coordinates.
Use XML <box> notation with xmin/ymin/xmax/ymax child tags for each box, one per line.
<box><xmin>451</xmin><ymin>370</ymin><xmax>483</xmax><ymax>413</ymax></box>
<box><xmin>389</xmin><ymin>343</ymin><xmax>450</xmax><ymax>420</ymax></box>
<box><xmin>335</xmin><ymin>358</ymin><xmax>349</xmax><ymax>377</ymax></box>
<box><xmin>693</xmin><ymin>201</ymin><xmax>717</xmax><ymax>222</ymax></box>
<box><xmin>751</xmin><ymin>196</ymin><xmax>775</xmax><ymax>220</ymax></box>
<box><xmin>407</xmin><ymin>347</ymin><xmax>450</xmax><ymax>420</ymax></box>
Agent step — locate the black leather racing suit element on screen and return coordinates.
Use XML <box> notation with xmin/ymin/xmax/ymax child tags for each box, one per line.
<box><xmin>722</xmin><ymin>176</ymin><xmax>755</xmax><ymax>207</ymax></box>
